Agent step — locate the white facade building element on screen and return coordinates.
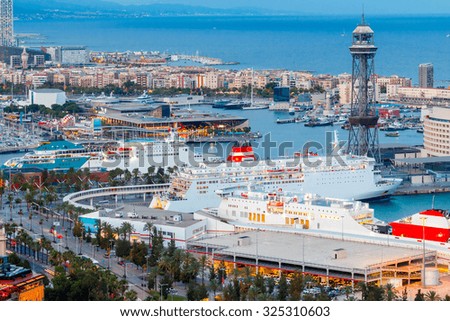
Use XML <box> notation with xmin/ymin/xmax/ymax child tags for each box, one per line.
<box><xmin>423</xmin><ymin>106</ymin><xmax>450</xmax><ymax>157</ymax></box>
<box><xmin>29</xmin><ymin>88</ymin><xmax>67</xmax><ymax>108</ymax></box>
<box><xmin>79</xmin><ymin>206</ymin><xmax>208</xmax><ymax>249</ymax></box>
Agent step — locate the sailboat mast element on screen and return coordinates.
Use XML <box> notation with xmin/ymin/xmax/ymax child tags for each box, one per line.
<box><xmin>251</xmin><ymin>68</ymin><xmax>254</xmax><ymax>105</ymax></box>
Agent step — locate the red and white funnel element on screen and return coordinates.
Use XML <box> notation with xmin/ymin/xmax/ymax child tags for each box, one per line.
<box><xmin>227</xmin><ymin>142</ymin><xmax>256</xmax><ymax>163</ymax></box>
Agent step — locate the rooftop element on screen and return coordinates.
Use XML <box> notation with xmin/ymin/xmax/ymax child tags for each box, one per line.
<box><xmin>35</xmin><ymin>140</ymin><xmax>83</xmax><ymax>152</ymax></box>
<box><xmin>394</xmin><ymin>156</ymin><xmax>450</xmax><ymax>165</ymax></box>
<box><xmin>190</xmin><ymin>230</ymin><xmax>424</xmax><ymax>272</ymax></box>
<box><xmin>94</xmin><ymin>205</ymin><xmax>200</xmax><ymax>228</ymax></box>
<box><xmin>31</xmin><ymin>89</ymin><xmax>65</xmax><ymax>94</ymax></box>
<box><xmin>102</xmin><ymin>107</ymin><xmax>247</xmax><ymax>126</ymax></box>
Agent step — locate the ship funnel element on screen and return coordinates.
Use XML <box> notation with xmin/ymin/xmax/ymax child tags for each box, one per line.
<box><xmin>227</xmin><ymin>141</ymin><xmax>256</xmax><ymax>163</ymax></box>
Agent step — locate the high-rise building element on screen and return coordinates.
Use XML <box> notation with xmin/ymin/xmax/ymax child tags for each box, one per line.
<box><xmin>419</xmin><ymin>63</ymin><xmax>433</xmax><ymax>88</ymax></box>
<box><xmin>0</xmin><ymin>0</ymin><xmax>14</xmax><ymax>47</ymax></box>
<box><xmin>346</xmin><ymin>14</ymin><xmax>380</xmax><ymax>163</ymax></box>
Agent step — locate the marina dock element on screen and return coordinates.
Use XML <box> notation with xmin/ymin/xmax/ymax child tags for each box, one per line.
<box><xmin>0</xmin><ymin>144</ymin><xmax>40</xmax><ymax>154</ymax></box>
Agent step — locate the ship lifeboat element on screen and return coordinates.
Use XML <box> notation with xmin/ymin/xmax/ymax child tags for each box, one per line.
<box><xmin>268</xmin><ymin>192</ymin><xmax>277</xmax><ymax>197</ymax></box>
<box><xmin>268</xmin><ymin>201</ymin><xmax>284</xmax><ymax>207</ymax></box>
<box><xmin>241</xmin><ymin>192</ymin><xmax>248</xmax><ymax>198</ymax></box>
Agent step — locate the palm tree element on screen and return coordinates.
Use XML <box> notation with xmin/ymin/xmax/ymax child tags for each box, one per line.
<box><xmin>143</xmin><ymin>222</ymin><xmax>153</xmax><ymax>248</ymax></box>
<box><xmin>15</xmin><ymin>198</ymin><xmax>22</xmax><ymax>210</ymax></box>
<box><xmin>120</xmin><ymin>222</ymin><xmax>135</xmax><ymax>242</ymax></box>
<box><xmin>7</xmin><ymin>193</ymin><xmax>13</xmax><ymax>221</ymax></box>
<box><xmin>384</xmin><ymin>283</ymin><xmax>398</xmax><ymax>301</ymax></box>
<box><xmin>132</xmin><ymin>168</ymin><xmax>140</xmax><ymax>184</ymax></box>
<box><xmin>25</xmin><ymin>189</ymin><xmax>37</xmax><ymax>213</ymax></box>
<box><xmin>39</xmin><ymin>218</ymin><xmax>44</xmax><ymax>237</ymax></box>
<box><xmin>424</xmin><ymin>290</ymin><xmax>441</xmax><ymax>301</ymax></box>
<box><xmin>199</xmin><ymin>255</ymin><xmax>208</xmax><ymax>284</ymax></box>
<box><xmin>18</xmin><ymin>209</ymin><xmax>24</xmax><ymax>226</ymax></box>
<box><xmin>28</xmin><ymin>212</ymin><xmax>33</xmax><ymax>232</ymax></box>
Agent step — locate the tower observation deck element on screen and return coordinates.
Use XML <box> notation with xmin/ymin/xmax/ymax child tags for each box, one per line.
<box><xmin>347</xmin><ymin>15</ymin><xmax>380</xmax><ymax>163</ymax></box>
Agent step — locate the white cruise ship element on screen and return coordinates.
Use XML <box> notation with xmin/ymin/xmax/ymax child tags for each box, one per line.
<box><xmin>209</xmin><ymin>188</ymin><xmax>377</xmax><ymax>236</ymax></box>
<box><xmin>150</xmin><ymin>142</ymin><xmax>402</xmax><ymax>212</ymax></box>
<box><xmin>3</xmin><ymin>134</ymin><xmax>200</xmax><ymax>173</ymax></box>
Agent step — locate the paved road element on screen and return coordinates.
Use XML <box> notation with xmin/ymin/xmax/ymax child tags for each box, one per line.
<box><xmin>1</xmin><ymin>197</ymin><xmax>154</xmax><ymax>300</ymax></box>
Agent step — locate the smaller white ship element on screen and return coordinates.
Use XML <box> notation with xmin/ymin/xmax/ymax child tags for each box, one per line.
<box><xmin>212</xmin><ymin>188</ymin><xmax>377</xmax><ymax>236</ymax></box>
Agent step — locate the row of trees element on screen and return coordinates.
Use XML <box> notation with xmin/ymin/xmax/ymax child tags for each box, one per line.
<box><xmin>4</xmin><ymin>102</ymin><xmax>82</xmax><ymax>118</ymax></box>
<box><xmin>5</xmin><ymin>220</ymin><xmax>138</xmax><ymax>301</ymax></box>
<box><xmin>6</xmin><ymin>167</ymin><xmax>101</xmax><ymax>196</ymax></box>
<box><xmin>108</xmin><ymin>166</ymin><xmax>174</xmax><ymax>186</ymax></box>
<box><xmin>45</xmin><ymin>251</ymin><xmax>137</xmax><ymax>301</ymax></box>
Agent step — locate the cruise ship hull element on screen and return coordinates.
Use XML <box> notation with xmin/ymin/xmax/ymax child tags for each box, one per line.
<box><xmin>390</xmin><ymin>223</ymin><xmax>450</xmax><ymax>243</ymax></box>
<box><xmin>389</xmin><ymin>209</ymin><xmax>450</xmax><ymax>243</ymax></box>
<box><xmin>163</xmin><ymin>177</ymin><xmax>402</xmax><ymax>212</ymax></box>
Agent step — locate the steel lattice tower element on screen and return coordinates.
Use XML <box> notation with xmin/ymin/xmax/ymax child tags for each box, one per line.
<box><xmin>347</xmin><ymin>14</ymin><xmax>380</xmax><ymax>163</ymax></box>
<box><xmin>0</xmin><ymin>0</ymin><xmax>13</xmax><ymax>47</ymax></box>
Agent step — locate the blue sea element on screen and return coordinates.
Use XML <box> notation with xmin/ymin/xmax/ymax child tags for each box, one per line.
<box><xmin>15</xmin><ymin>15</ymin><xmax>450</xmax><ymax>85</ymax></box>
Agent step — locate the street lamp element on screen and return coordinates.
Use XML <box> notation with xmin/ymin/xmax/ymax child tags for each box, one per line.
<box><xmin>302</xmin><ymin>234</ymin><xmax>305</xmax><ymax>273</ymax></box>
<box><xmin>123</xmin><ymin>262</ymin><xmax>132</xmax><ymax>279</ymax></box>
<box><xmin>18</xmin><ymin>209</ymin><xmax>23</xmax><ymax>226</ymax></box>
<box><xmin>255</xmin><ymin>228</ymin><xmax>259</xmax><ymax>274</ymax></box>
<box><xmin>64</xmin><ymin>229</ymin><xmax>69</xmax><ymax>249</ymax></box>
<box><xmin>78</xmin><ymin>236</ymin><xmax>83</xmax><ymax>255</ymax></box>
<box><xmin>420</xmin><ymin>216</ymin><xmax>427</xmax><ymax>287</ymax></box>
<box><xmin>123</xmin><ymin>262</ymin><xmax>128</xmax><ymax>279</ymax></box>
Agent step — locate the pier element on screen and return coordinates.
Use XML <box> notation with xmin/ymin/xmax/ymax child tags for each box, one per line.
<box><xmin>170</xmin><ymin>54</ymin><xmax>239</xmax><ymax>66</ymax></box>
<box><xmin>0</xmin><ymin>144</ymin><xmax>40</xmax><ymax>154</ymax></box>
<box><xmin>394</xmin><ymin>183</ymin><xmax>450</xmax><ymax>196</ymax></box>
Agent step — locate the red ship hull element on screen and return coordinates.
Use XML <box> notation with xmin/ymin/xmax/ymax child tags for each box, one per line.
<box><xmin>390</xmin><ymin>222</ymin><xmax>450</xmax><ymax>243</ymax></box>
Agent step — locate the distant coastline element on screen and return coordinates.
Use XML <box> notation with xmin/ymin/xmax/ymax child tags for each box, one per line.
<box><xmin>15</xmin><ymin>15</ymin><xmax>450</xmax><ymax>85</ymax></box>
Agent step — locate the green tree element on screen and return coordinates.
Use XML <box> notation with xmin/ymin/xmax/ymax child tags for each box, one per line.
<box><xmin>130</xmin><ymin>241</ymin><xmax>148</xmax><ymax>267</ymax></box>
<box><xmin>384</xmin><ymin>283</ymin><xmax>398</xmax><ymax>301</ymax></box>
<box><xmin>424</xmin><ymin>290</ymin><xmax>441</xmax><ymax>301</ymax></box>
<box><xmin>289</xmin><ymin>272</ymin><xmax>304</xmax><ymax>301</ymax></box>
<box><xmin>120</xmin><ymin>221</ymin><xmax>135</xmax><ymax>241</ymax></box>
<box><xmin>115</xmin><ymin>239</ymin><xmax>131</xmax><ymax>258</ymax></box>
<box><xmin>143</xmin><ymin>222</ymin><xmax>153</xmax><ymax>248</ymax></box>
<box><xmin>414</xmin><ymin>289</ymin><xmax>424</xmax><ymax>301</ymax></box>
<box><xmin>277</xmin><ymin>274</ymin><xmax>288</xmax><ymax>301</ymax></box>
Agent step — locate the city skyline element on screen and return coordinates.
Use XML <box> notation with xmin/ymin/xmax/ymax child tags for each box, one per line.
<box><xmin>106</xmin><ymin>0</ymin><xmax>450</xmax><ymax>15</ymax></box>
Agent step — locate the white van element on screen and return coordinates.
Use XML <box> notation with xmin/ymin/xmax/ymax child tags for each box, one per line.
<box><xmin>127</xmin><ymin>212</ymin><xmax>138</xmax><ymax>219</ymax></box>
<box><xmin>114</xmin><ymin>212</ymin><xmax>124</xmax><ymax>218</ymax></box>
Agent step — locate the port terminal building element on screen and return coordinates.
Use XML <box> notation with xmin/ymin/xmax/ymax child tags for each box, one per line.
<box><xmin>187</xmin><ymin>229</ymin><xmax>437</xmax><ymax>287</ymax></box>
<box><xmin>98</xmin><ymin>103</ymin><xmax>249</xmax><ymax>135</ymax></box>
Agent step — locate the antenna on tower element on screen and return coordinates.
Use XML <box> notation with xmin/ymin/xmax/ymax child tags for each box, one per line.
<box><xmin>361</xmin><ymin>5</ymin><xmax>366</xmax><ymax>25</ymax></box>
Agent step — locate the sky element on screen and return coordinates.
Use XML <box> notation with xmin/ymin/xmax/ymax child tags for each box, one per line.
<box><xmin>107</xmin><ymin>0</ymin><xmax>450</xmax><ymax>15</ymax></box>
